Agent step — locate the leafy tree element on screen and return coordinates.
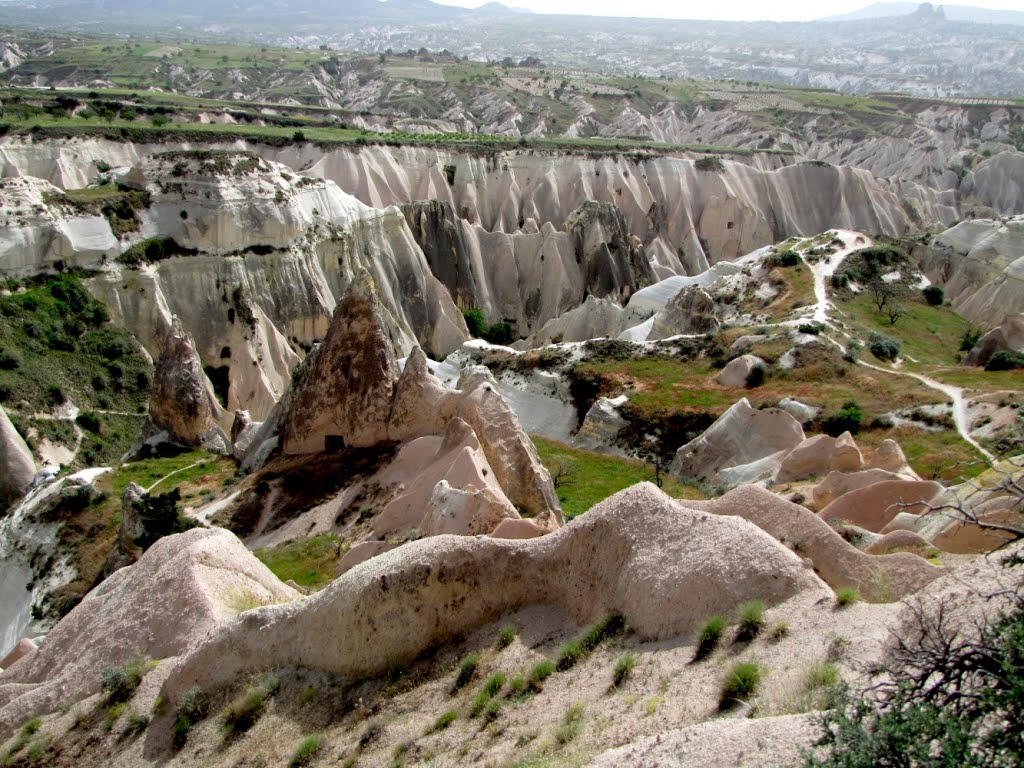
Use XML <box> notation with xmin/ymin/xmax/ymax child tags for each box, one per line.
<box><xmin>922</xmin><ymin>285</ymin><xmax>944</xmax><ymax>305</ymax></box>
<box><xmin>134</xmin><ymin>489</ymin><xmax>198</xmax><ymax>550</ymax></box>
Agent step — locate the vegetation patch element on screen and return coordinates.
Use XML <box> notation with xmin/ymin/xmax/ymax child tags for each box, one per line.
<box><xmin>557</xmin><ymin>613</ymin><xmax>624</xmax><ymax>672</ymax></box>
<box><xmin>720</xmin><ymin>661</ymin><xmax>764</xmax><ymax>709</ymax></box>
<box><xmin>254</xmin><ymin>533</ymin><xmax>344</xmax><ymax>591</ymax></box>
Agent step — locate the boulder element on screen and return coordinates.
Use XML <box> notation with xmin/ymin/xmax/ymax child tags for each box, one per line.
<box><xmin>829</xmin><ymin>431</ymin><xmax>864</xmax><ymax>472</ymax></box>
<box><xmin>156</xmin><ymin>483</ymin><xmax>825</xmax><ymax>723</ymax></box>
<box><xmin>572</xmin><ymin>395</ymin><xmax>629</xmax><ymax>456</ymax></box>
<box><xmin>868</xmin><ymin>439</ymin><xmax>911</xmax><ymax>473</ymax></box>
<box><xmin>715</xmin><ymin>355</ymin><xmax>767</xmax><ymax>388</ymax></box>
<box><xmin>962</xmin><ymin>314</ymin><xmax>1024</xmax><ymax>367</ymax></box>
<box><xmin>230</xmin><ymin>410</ymin><xmax>262</xmax><ymax>459</ymax></box>
<box><xmin>489</xmin><ymin>518</ymin><xmax>551</xmax><ymax>540</ymax></box>
<box><xmin>671</xmin><ymin>398</ymin><xmax>804</xmax><ymax>486</ymax></box>
<box><xmin>148</xmin><ymin>318</ymin><xmax>231</xmax><ymax>453</ymax></box>
<box><xmin>776</xmin><ymin>434</ymin><xmax>837</xmax><ymax>483</ymax></box>
<box><xmin>420</xmin><ymin>481</ymin><xmax>518</xmax><ymax>537</ymax></box>
<box><xmin>649</xmin><ymin>285</ymin><xmax>720</xmax><ymax>340</ymax></box>
<box><xmin>819</xmin><ymin>480</ymin><xmax>943</xmax><ymax>532</ymax></box>
<box><xmin>0</xmin><ymin>639</ymin><xmax>36</xmax><ymax>673</ymax></box>
<box><xmin>811</xmin><ymin>468</ymin><xmax>904</xmax><ymax>510</ymax></box>
<box><xmin>0</xmin><ymin>528</ymin><xmax>299</xmax><ymax>735</ymax></box>
<box><xmin>777</xmin><ymin>397</ymin><xmax>820</xmax><ymax>424</ymax></box>
<box><xmin>0</xmin><ymin>406</ymin><xmax>34</xmax><ymax>507</ymax></box>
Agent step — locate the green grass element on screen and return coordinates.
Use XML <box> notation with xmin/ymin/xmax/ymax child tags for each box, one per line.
<box><xmin>736</xmin><ymin>600</ymin><xmax>766</xmax><ymax>642</ymax></box>
<box><xmin>612</xmin><ymin>654</ymin><xmax>636</xmax><ymax>687</ymax></box>
<box><xmin>497</xmin><ymin>624</ymin><xmax>517</xmax><ymax>649</ymax></box>
<box><xmin>528</xmin><ymin>660</ymin><xmax>556</xmax><ymax>692</ymax></box>
<box><xmin>557</xmin><ymin>614</ymin><xmax>624</xmax><ymax>672</ymax></box>
<box><xmin>531</xmin><ymin>435</ymin><xmax>703</xmax><ymax>519</ymax></box>
<box><xmin>425</xmin><ymin>710</ymin><xmax>457</xmax><ymax>735</ymax></box>
<box><xmin>452</xmin><ymin>653</ymin><xmax>480</xmax><ymax>693</ymax></box>
<box><xmin>694</xmin><ymin>615</ymin><xmax>727</xmax><ymax>661</ymax></box>
<box><xmin>834</xmin><ymin>587</ymin><xmax>862</xmax><ymax>608</ymax></box>
<box><xmin>253</xmin><ymin>533</ymin><xmax>343</xmax><ymax>591</ymax></box>
<box><xmin>290</xmin><ymin>734</ymin><xmax>324</xmax><ymax>767</ymax></box>
<box><xmin>555</xmin><ymin>704</ymin><xmax>585</xmax><ymax>745</ymax></box>
<box><xmin>720</xmin><ymin>662</ymin><xmax>764</xmax><ymax>709</ymax></box>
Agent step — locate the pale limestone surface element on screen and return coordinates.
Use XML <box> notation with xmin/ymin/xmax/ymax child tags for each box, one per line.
<box><xmin>0</xmin><ymin>527</ymin><xmax>299</xmax><ymax>734</ymax></box>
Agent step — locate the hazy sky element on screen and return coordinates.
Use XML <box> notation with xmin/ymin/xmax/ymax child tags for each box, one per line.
<box><xmin>432</xmin><ymin>0</ymin><xmax>1023</xmax><ymax>21</ymax></box>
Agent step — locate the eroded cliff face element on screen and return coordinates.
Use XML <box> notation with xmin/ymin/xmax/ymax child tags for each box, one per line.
<box><xmin>0</xmin><ymin>151</ymin><xmax>469</xmax><ymax>420</ymax></box>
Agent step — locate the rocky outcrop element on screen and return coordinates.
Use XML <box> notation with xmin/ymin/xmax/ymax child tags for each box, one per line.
<box><xmin>714</xmin><ymin>354</ymin><xmax>766</xmax><ymax>388</ymax></box>
<box><xmin>670</xmin><ymin>398</ymin><xmax>805</xmax><ymax>486</ymax></box>
<box><xmin>962</xmin><ymin>313</ymin><xmax>1024</xmax><ymax>366</ymax></box>
<box><xmin>0</xmin><ymin>638</ymin><xmax>35</xmax><ymax>673</ymax></box>
<box><xmin>819</xmin><ymin>480</ymin><xmax>943</xmax><ymax>532</ymax></box>
<box><xmin>155</xmin><ymin>483</ymin><xmax>826</xmax><ymax>725</ymax></box>
<box><xmin>147</xmin><ymin>319</ymin><xmax>231</xmax><ymax>453</ymax></box>
<box><xmin>0</xmin><ymin>527</ymin><xmax>300</xmax><ymax>734</ymax></box>
<box><xmin>572</xmin><ymin>396</ymin><xmax>629</xmax><ymax>456</ymax></box>
<box><xmin>251</xmin><ymin>278</ymin><xmax>560</xmax><ymax>521</ymax></box>
<box><xmin>920</xmin><ymin>216</ymin><xmax>1024</xmax><ymax>329</ymax></box>
<box><xmin>100</xmin><ymin>483</ymin><xmax>145</xmax><ymax>577</ymax></box>
<box><xmin>0</xmin><ymin>406</ymin><xmax>34</xmax><ymax>507</ymax></box>
<box><xmin>811</xmin><ymin>468</ymin><xmax>907</xmax><ymax>510</ymax></box>
<box><xmin>649</xmin><ymin>285</ymin><xmax>720</xmax><ymax>340</ymax></box>
<box><xmin>690</xmin><ymin>485</ymin><xmax>944</xmax><ymax>602</ymax></box>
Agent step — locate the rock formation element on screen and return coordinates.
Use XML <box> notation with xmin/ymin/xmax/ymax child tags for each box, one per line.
<box><xmin>649</xmin><ymin>285</ymin><xmax>720</xmax><ymax>340</ymax></box>
<box><xmin>0</xmin><ymin>527</ymin><xmax>300</xmax><ymax>732</ymax></box>
<box><xmin>155</xmin><ymin>483</ymin><xmax>826</xmax><ymax>722</ymax></box>
<box><xmin>0</xmin><ymin>405</ymin><xmax>35</xmax><ymax>507</ymax></box>
<box><xmin>146</xmin><ymin>319</ymin><xmax>232</xmax><ymax>453</ymax></box>
<box><xmin>670</xmin><ymin>398</ymin><xmax>805</xmax><ymax>486</ymax></box>
<box><xmin>100</xmin><ymin>482</ymin><xmax>145</xmax><ymax>577</ymax></box>
<box><xmin>714</xmin><ymin>354</ymin><xmax>766</xmax><ymax>388</ymax></box>
<box><xmin>962</xmin><ymin>313</ymin><xmax>1024</xmax><ymax>366</ymax></box>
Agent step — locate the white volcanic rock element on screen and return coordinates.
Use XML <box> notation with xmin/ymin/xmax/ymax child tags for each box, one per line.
<box><xmin>690</xmin><ymin>485</ymin><xmax>944</xmax><ymax>602</ymax></box>
<box><xmin>649</xmin><ymin>285</ymin><xmax>720</xmax><ymax>340</ymax></box>
<box><xmin>830</xmin><ymin>431</ymin><xmax>864</xmax><ymax>472</ymax></box>
<box><xmin>921</xmin><ymin>216</ymin><xmax>1024</xmax><ymax>329</ymax></box>
<box><xmin>147</xmin><ymin>318</ymin><xmax>232</xmax><ymax>452</ymax></box>
<box><xmin>154</xmin><ymin>483</ymin><xmax>826</xmax><ymax>724</ymax></box>
<box><xmin>868</xmin><ymin>438</ymin><xmax>912</xmax><ymax>474</ymax></box>
<box><xmin>670</xmin><ymin>398</ymin><xmax>805</xmax><ymax>486</ymax></box>
<box><xmin>811</xmin><ymin>468</ymin><xmax>907</xmax><ymax>511</ymax></box>
<box><xmin>0</xmin><ymin>527</ymin><xmax>299</xmax><ymax>734</ymax></box>
<box><xmin>777</xmin><ymin>397</ymin><xmax>820</xmax><ymax>423</ymax></box>
<box><xmin>0</xmin><ymin>406</ymin><xmax>35</xmax><ymax>507</ymax></box>
<box><xmin>714</xmin><ymin>354</ymin><xmax>766</xmax><ymax>388</ymax></box>
<box><xmin>960</xmin><ymin>152</ymin><xmax>1024</xmax><ymax>216</ymax></box>
<box><xmin>100</xmin><ymin>482</ymin><xmax>145</xmax><ymax>577</ymax></box>
<box><xmin>572</xmin><ymin>395</ymin><xmax>629</xmax><ymax>456</ymax></box>
<box><xmin>524</xmin><ymin>295</ymin><xmax>625</xmax><ymax>348</ymax></box>
<box><xmin>776</xmin><ymin>434</ymin><xmax>838</xmax><ymax>484</ymax></box>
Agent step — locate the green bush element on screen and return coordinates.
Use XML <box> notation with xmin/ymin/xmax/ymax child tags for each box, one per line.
<box><xmin>555</xmin><ymin>703</ymin><xmax>585</xmax><ymax>744</ymax></box>
<box><xmin>822</xmin><ymin>401</ymin><xmax>863</xmax><ymax>437</ymax></box>
<box><xmin>695</xmin><ymin>155</ymin><xmax>725</xmax><ymax>173</ymax></box>
<box><xmin>694</xmin><ymin>615</ymin><xmax>727</xmax><ymax>661</ymax></box>
<box><xmin>223</xmin><ymin>676</ymin><xmax>279</xmax><ymax>734</ymax></box>
<box><xmin>290</xmin><ymin>734</ymin><xmax>324</xmax><ymax>767</ymax></box>
<box><xmin>452</xmin><ymin>652</ymin><xmax>480</xmax><ymax>693</ymax></box>
<box><xmin>497</xmin><ymin>624</ymin><xmax>517</xmax><ymax>649</ymax></box>
<box><xmin>959</xmin><ymin>325</ymin><xmax>983</xmax><ymax>352</ymax></box>
<box><xmin>612</xmin><ymin>653</ymin><xmax>636</xmax><ymax>687</ymax></box>
<box><xmin>736</xmin><ymin>600</ymin><xmax>766</xmax><ymax>642</ymax></box>
<box><xmin>133</xmin><ymin>489</ymin><xmax>199</xmax><ymax>550</ymax></box>
<box><xmin>528</xmin><ymin>659</ymin><xmax>555</xmax><ymax>692</ymax></box>
<box><xmin>922</xmin><ymin>285</ymin><xmax>944</xmax><ymax>305</ymax></box>
<box><xmin>985</xmin><ymin>351</ymin><xmax>1024</xmax><ymax>372</ymax></box>
<box><xmin>867</xmin><ymin>332</ymin><xmax>900</xmax><ymax>362</ymax></box>
<box><xmin>483</xmin><ymin>321</ymin><xmax>514</xmax><ymax>346</ymax></box>
<box><xmin>745</xmin><ymin>363</ymin><xmax>766</xmax><ymax>388</ymax></box>
<box><xmin>720</xmin><ymin>662</ymin><xmax>764</xmax><ymax>709</ymax></box>
<box><xmin>172</xmin><ymin>685</ymin><xmax>208</xmax><ymax>749</ymax></box>
<box><xmin>460</xmin><ymin>308</ymin><xmax>487</xmax><ymax>338</ymax></box>
<box><xmin>425</xmin><ymin>709</ymin><xmax>457</xmax><ymax>734</ymax></box>
<box><xmin>835</xmin><ymin>587</ymin><xmax>861</xmax><ymax>608</ymax></box>
<box><xmin>100</xmin><ymin>655</ymin><xmax>146</xmax><ymax>704</ymax></box>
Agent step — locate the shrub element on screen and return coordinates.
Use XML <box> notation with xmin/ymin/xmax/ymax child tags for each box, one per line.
<box><xmin>497</xmin><ymin>624</ymin><xmax>516</xmax><ymax>649</ymax></box>
<box><xmin>867</xmin><ymin>332</ymin><xmax>900</xmax><ymax>362</ymax></box>
<box><xmin>172</xmin><ymin>686</ymin><xmax>208</xmax><ymax>748</ymax></box>
<box><xmin>959</xmin><ymin>325</ymin><xmax>983</xmax><ymax>352</ymax></box>
<box><xmin>482</xmin><ymin>672</ymin><xmax>506</xmax><ymax>697</ymax></box>
<box><xmin>736</xmin><ymin>600</ymin><xmax>766</xmax><ymax>642</ymax></box>
<box><xmin>822</xmin><ymin>401</ymin><xmax>863</xmax><ymax>437</ymax></box>
<box><xmin>720</xmin><ymin>662</ymin><xmax>764</xmax><ymax>709</ymax></box>
<box><xmin>290</xmin><ymin>734</ymin><xmax>324</xmax><ymax>767</ymax></box>
<box><xmin>100</xmin><ymin>655</ymin><xmax>146</xmax><ymax>704</ymax></box>
<box><xmin>482</xmin><ymin>697</ymin><xmax>502</xmax><ymax>724</ymax></box>
<box><xmin>767</xmin><ymin>622</ymin><xmax>790</xmax><ymax>642</ymax></box>
<box><xmin>528</xmin><ymin>659</ymin><xmax>555</xmax><ymax>692</ymax></box>
<box><xmin>802</xmin><ymin>561</ymin><xmax>1024</xmax><ymax>767</ymax></box>
<box><xmin>745</xmin><ymin>363</ymin><xmax>766</xmax><ymax>388</ymax></box>
<box><xmin>0</xmin><ymin>348</ymin><xmax>21</xmax><ymax>370</ymax></box>
<box><xmin>469</xmin><ymin>688</ymin><xmax>492</xmax><ymax>718</ymax></box>
<box><xmin>555</xmin><ymin>703</ymin><xmax>585</xmax><ymax>744</ymax></box>
<box><xmin>460</xmin><ymin>308</ymin><xmax>486</xmax><ymax>338</ymax></box>
<box><xmin>835</xmin><ymin>587</ymin><xmax>861</xmax><ymax>608</ymax></box>
<box><xmin>985</xmin><ymin>351</ymin><xmax>1024</xmax><ymax>372</ymax></box>
<box><xmin>923</xmin><ymin>285</ymin><xmax>944</xmax><ymax>305</ymax></box>
<box><xmin>612</xmin><ymin>653</ymin><xmax>636</xmax><ymax>687</ymax></box>
<box><xmin>694</xmin><ymin>615</ymin><xmax>727</xmax><ymax>661</ymax></box>
<box><xmin>483</xmin><ymin>321</ymin><xmax>514</xmax><ymax>346</ymax></box>
<box><xmin>805</xmin><ymin>661</ymin><xmax>841</xmax><ymax>691</ymax></box>
<box><xmin>695</xmin><ymin>155</ymin><xmax>725</xmax><ymax>173</ymax></box>
<box><xmin>426</xmin><ymin>709</ymin><xmax>457</xmax><ymax>734</ymax></box>
<box><xmin>771</xmin><ymin>249</ymin><xmax>800</xmax><ymax>267</ymax></box>
<box><xmin>452</xmin><ymin>653</ymin><xmax>479</xmax><ymax>693</ymax></box>
<box><xmin>223</xmin><ymin>678</ymin><xmax>277</xmax><ymax>734</ymax></box>
<box><xmin>75</xmin><ymin>410</ymin><xmax>102</xmax><ymax>434</ymax></box>
<box><xmin>134</xmin><ymin>489</ymin><xmax>199</xmax><ymax>550</ymax></box>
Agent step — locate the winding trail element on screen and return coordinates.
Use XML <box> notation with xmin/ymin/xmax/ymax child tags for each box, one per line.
<box><xmin>800</xmin><ymin>230</ymin><xmax>993</xmax><ymax>463</ymax></box>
